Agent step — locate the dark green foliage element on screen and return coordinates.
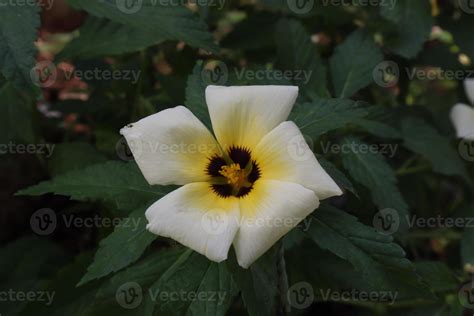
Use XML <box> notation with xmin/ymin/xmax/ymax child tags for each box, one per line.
<box><xmin>2</xmin><ymin>0</ymin><xmax>473</xmax><ymax>315</ymax></box>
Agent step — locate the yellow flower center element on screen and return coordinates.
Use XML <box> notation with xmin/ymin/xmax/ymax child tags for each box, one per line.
<box><xmin>219</xmin><ymin>163</ymin><xmax>245</xmax><ymax>186</ymax></box>
<box><xmin>207</xmin><ymin>146</ymin><xmax>261</xmax><ymax>198</ymax></box>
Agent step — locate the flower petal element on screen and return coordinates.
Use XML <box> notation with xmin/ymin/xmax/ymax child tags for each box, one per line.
<box><xmin>120</xmin><ymin>106</ymin><xmax>220</xmax><ymax>185</ymax></box>
<box><xmin>205</xmin><ymin>85</ymin><xmax>298</xmax><ymax>149</ymax></box>
<box><xmin>254</xmin><ymin>121</ymin><xmax>343</xmax><ymax>200</ymax></box>
<box><xmin>146</xmin><ymin>183</ymin><xmax>240</xmax><ymax>262</ymax></box>
<box><xmin>233</xmin><ymin>180</ymin><xmax>319</xmax><ymax>268</ymax></box>
<box><xmin>464</xmin><ymin>79</ymin><xmax>474</xmax><ymax>105</ymax></box>
<box><xmin>450</xmin><ymin>103</ymin><xmax>474</xmax><ymax>140</ymax></box>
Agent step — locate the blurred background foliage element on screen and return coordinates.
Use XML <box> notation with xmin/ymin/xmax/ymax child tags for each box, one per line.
<box><xmin>1</xmin><ymin>0</ymin><xmax>474</xmax><ymax>315</ymax></box>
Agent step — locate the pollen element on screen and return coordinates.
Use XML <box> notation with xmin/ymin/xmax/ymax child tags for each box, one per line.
<box><xmin>219</xmin><ymin>163</ymin><xmax>245</xmax><ymax>186</ymax></box>
<box><xmin>207</xmin><ymin>146</ymin><xmax>261</xmax><ymax>198</ymax></box>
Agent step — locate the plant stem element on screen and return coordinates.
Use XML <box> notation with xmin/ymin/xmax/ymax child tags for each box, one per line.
<box><xmin>396</xmin><ymin>164</ymin><xmax>431</xmax><ymax>176</ymax></box>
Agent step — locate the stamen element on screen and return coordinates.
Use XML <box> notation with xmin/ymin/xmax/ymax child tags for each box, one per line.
<box><xmin>219</xmin><ymin>163</ymin><xmax>245</xmax><ymax>186</ymax></box>
<box><xmin>206</xmin><ymin>146</ymin><xmax>261</xmax><ymax>198</ymax></box>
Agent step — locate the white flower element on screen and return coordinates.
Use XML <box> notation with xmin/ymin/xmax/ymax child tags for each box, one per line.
<box><xmin>451</xmin><ymin>79</ymin><xmax>474</xmax><ymax>140</ymax></box>
<box><xmin>121</xmin><ymin>85</ymin><xmax>342</xmax><ymax>268</ymax></box>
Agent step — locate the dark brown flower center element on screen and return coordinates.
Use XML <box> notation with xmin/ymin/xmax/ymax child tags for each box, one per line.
<box><xmin>206</xmin><ymin>146</ymin><xmax>261</xmax><ymax>198</ymax></box>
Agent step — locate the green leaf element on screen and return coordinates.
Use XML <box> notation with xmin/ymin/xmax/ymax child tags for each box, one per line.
<box><xmin>306</xmin><ymin>203</ymin><xmax>427</xmax><ymax>292</ymax></box>
<box><xmin>150</xmin><ymin>250</ymin><xmax>238</xmax><ymax>316</ymax></box>
<box><xmin>221</xmin><ymin>13</ymin><xmax>277</xmax><ymax>51</ymax></box>
<box><xmin>257</xmin><ymin>0</ymin><xmax>290</xmax><ymax>12</ymax></box>
<box><xmin>461</xmin><ymin>227</ymin><xmax>474</xmax><ymax>268</ymax></box>
<box><xmin>47</xmin><ymin>142</ymin><xmax>107</xmax><ymax>177</ymax></box>
<box><xmin>96</xmin><ymin>248</ymin><xmax>186</xmax><ymax>298</ymax></box>
<box><xmin>185</xmin><ymin>61</ymin><xmax>211</xmax><ymax>129</ymax></box>
<box><xmin>413</xmin><ymin>262</ymin><xmax>459</xmax><ymax>293</ymax></box>
<box><xmin>0</xmin><ymin>1</ymin><xmax>40</xmax><ymax>95</ymax></box>
<box><xmin>353</xmin><ymin>118</ymin><xmax>402</xmax><ymax>139</ymax></box>
<box><xmin>81</xmin><ymin>249</ymin><xmax>187</xmax><ymax>316</ymax></box>
<box><xmin>182</xmin><ymin>262</ymin><xmax>237</xmax><ymax>316</ymax></box>
<box><xmin>353</xmin><ymin>107</ymin><xmax>402</xmax><ymax>139</ymax></box>
<box><xmin>0</xmin><ymin>237</ymin><xmax>68</xmax><ymax>315</ymax></box>
<box><xmin>66</xmin><ymin>0</ymin><xmax>218</xmax><ymax>53</ymax></box>
<box><xmin>329</xmin><ymin>30</ymin><xmax>383</xmax><ymax>98</ymax></box>
<box><xmin>0</xmin><ymin>83</ymin><xmax>36</xmax><ymax>144</ymax></box>
<box><xmin>0</xmin><ymin>237</ymin><xmax>67</xmax><ymax>285</ymax></box>
<box><xmin>289</xmin><ymin>98</ymin><xmax>370</xmax><ymax>137</ymax></box>
<box><xmin>78</xmin><ymin>208</ymin><xmax>156</xmax><ymax>286</ymax></box>
<box><xmin>275</xmin><ymin>18</ymin><xmax>327</xmax><ymax>98</ymax></box>
<box><xmin>18</xmin><ymin>253</ymin><xmax>101</xmax><ymax>316</ymax></box>
<box><xmin>286</xmin><ymin>243</ymin><xmax>436</xmax><ymax>304</ymax></box>
<box><xmin>283</xmin><ymin>229</ymin><xmax>306</xmax><ymax>250</ymax></box>
<box><xmin>380</xmin><ymin>0</ymin><xmax>433</xmax><ymax>58</ymax></box>
<box><xmin>17</xmin><ymin>161</ymin><xmax>173</xmax><ymax>211</ymax></box>
<box><xmin>227</xmin><ymin>247</ymin><xmax>279</xmax><ymax>316</ymax></box>
<box><xmin>399</xmin><ymin>302</ymin><xmax>465</xmax><ymax>316</ymax></box>
<box><xmin>400</xmin><ymin>117</ymin><xmax>468</xmax><ymax>180</ymax></box>
<box><xmin>57</xmin><ymin>17</ymin><xmax>167</xmax><ymax>60</ymax></box>
<box><xmin>340</xmin><ymin>137</ymin><xmax>410</xmax><ymax>235</ymax></box>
